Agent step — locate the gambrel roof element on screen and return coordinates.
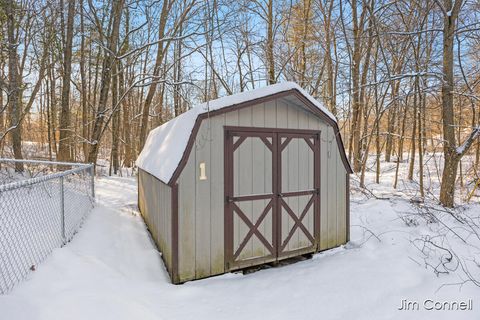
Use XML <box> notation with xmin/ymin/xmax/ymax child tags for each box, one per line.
<box><xmin>136</xmin><ymin>82</ymin><xmax>352</xmax><ymax>185</ymax></box>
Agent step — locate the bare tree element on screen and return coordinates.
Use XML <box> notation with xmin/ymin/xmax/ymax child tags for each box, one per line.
<box><xmin>439</xmin><ymin>0</ymin><xmax>480</xmax><ymax>207</ymax></box>
<box><xmin>87</xmin><ymin>0</ymin><xmax>125</xmax><ymax>165</ymax></box>
<box><xmin>57</xmin><ymin>0</ymin><xmax>76</xmax><ymax>162</ymax></box>
<box><xmin>5</xmin><ymin>0</ymin><xmax>24</xmax><ymax>170</ymax></box>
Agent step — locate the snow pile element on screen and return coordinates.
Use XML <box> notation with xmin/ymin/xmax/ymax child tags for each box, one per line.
<box><xmin>136</xmin><ymin>82</ymin><xmax>336</xmax><ymax>183</ymax></box>
<box><xmin>1</xmin><ymin>169</ymin><xmax>479</xmax><ymax>320</ymax></box>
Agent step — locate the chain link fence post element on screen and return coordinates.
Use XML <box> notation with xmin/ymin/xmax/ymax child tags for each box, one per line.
<box><xmin>60</xmin><ymin>175</ymin><xmax>65</xmax><ymax>245</ymax></box>
<box><xmin>90</xmin><ymin>165</ymin><xmax>95</xmax><ymax>199</ymax></box>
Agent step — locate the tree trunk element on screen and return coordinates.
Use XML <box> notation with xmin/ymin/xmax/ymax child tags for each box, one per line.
<box><xmin>87</xmin><ymin>0</ymin><xmax>124</xmax><ymax>165</ymax></box>
<box><xmin>49</xmin><ymin>55</ymin><xmax>58</xmax><ymax>157</ymax></box>
<box><xmin>174</xmin><ymin>22</ymin><xmax>183</xmax><ymax>116</ymax></box>
<box><xmin>417</xmin><ymin>79</ymin><xmax>424</xmax><ymax>198</ymax></box>
<box><xmin>323</xmin><ymin>0</ymin><xmax>336</xmax><ymax>115</ymax></box>
<box><xmin>46</xmin><ymin>75</ymin><xmax>53</xmax><ymax>161</ymax></box>
<box><xmin>375</xmin><ymin>114</ymin><xmax>381</xmax><ymax>183</ymax></box>
<box><xmin>120</xmin><ymin>9</ymin><xmax>132</xmax><ymax>168</ymax></box>
<box><xmin>439</xmin><ymin>0</ymin><xmax>463</xmax><ymax>207</ymax></box>
<box><xmin>80</xmin><ymin>0</ymin><xmax>89</xmax><ymax>160</ymax></box>
<box><xmin>408</xmin><ymin>86</ymin><xmax>417</xmax><ymax>180</ymax></box>
<box><xmin>111</xmin><ymin>61</ymin><xmax>120</xmax><ymax>174</ymax></box>
<box><xmin>350</xmin><ymin>0</ymin><xmax>362</xmax><ymax>173</ymax></box>
<box><xmin>476</xmin><ymin>137</ymin><xmax>480</xmax><ymax>171</ymax></box>
<box><xmin>394</xmin><ymin>103</ymin><xmax>408</xmax><ymax>189</ymax></box>
<box><xmin>384</xmin><ymin>85</ymin><xmax>398</xmax><ymax>162</ymax></box>
<box><xmin>139</xmin><ymin>0</ymin><xmax>171</xmax><ymax>149</ymax></box>
<box><xmin>58</xmin><ymin>0</ymin><xmax>76</xmax><ymax>162</ymax></box>
<box><xmin>266</xmin><ymin>0</ymin><xmax>275</xmax><ymax>85</ymax></box>
<box><xmin>121</xmin><ymin>69</ymin><xmax>132</xmax><ymax>167</ymax></box>
<box><xmin>6</xmin><ymin>0</ymin><xmax>24</xmax><ymax>171</ymax></box>
<box><xmin>440</xmin><ymin>154</ymin><xmax>459</xmax><ymax>207</ymax></box>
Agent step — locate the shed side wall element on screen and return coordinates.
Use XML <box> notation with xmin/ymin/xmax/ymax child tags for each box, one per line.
<box><xmin>138</xmin><ymin>169</ymin><xmax>173</xmax><ymax>274</ymax></box>
<box><xmin>176</xmin><ymin>97</ymin><xmax>348</xmax><ymax>282</ymax></box>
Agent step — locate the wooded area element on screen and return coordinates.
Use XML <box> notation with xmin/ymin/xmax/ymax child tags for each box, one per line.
<box><xmin>0</xmin><ymin>0</ymin><xmax>479</xmax><ymax>207</ymax></box>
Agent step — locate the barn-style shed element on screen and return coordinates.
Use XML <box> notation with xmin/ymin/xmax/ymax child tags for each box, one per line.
<box><xmin>136</xmin><ymin>82</ymin><xmax>352</xmax><ymax>284</ymax></box>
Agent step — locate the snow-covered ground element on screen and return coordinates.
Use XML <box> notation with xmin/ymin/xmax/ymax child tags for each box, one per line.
<box><xmin>0</xmin><ymin>165</ymin><xmax>479</xmax><ymax>320</ymax></box>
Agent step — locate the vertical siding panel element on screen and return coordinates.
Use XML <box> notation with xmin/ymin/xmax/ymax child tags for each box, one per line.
<box><xmin>225</xmin><ymin>111</ymin><xmax>239</xmax><ymax>257</ymax></box>
<box><xmin>251</xmin><ymin>103</ymin><xmax>265</xmax><ymax>128</ymax></box>
<box><xmin>159</xmin><ymin>181</ymin><xmax>164</xmax><ymax>247</ymax></box>
<box><xmin>225</xmin><ymin>109</ymin><xmax>239</xmax><ymax>202</ymax></box>
<box><xmin>276</xmin><ymin>99</ymin><xmax>288</xmax><ymax>128</ymax></box>
<box><xmin>238</xmin><ymin>107</ymin><xmax>254</xmax><ymax>259</ymax></box>
<box><xmin>263</xmin><ymin>102</ymin><xmax>275</xmax><ymax>250</ymax></box>
<box><xmin>178</xmin><ymin>155</ymin><xmax>196</xmax><ymax>281</ymax></box>
<box><xmin>156</xmin><ymin>181</ymin><xmax>162</xmax><ymax>251</ymax></box>
<box><xmin>327</xmin><ymin>127</ymin><xmax>337</xmax><ymax>248</ymax></box>
<box><xmin>307</xmin><ymin>114</ymin><xmax>323</xmax><ymax>249</ymax></box>
<box><xmin>138</xmin><ymin>170</ymin><xmax>173</xmax><ymax>275</ymax></box>
<box><xmin>165</xmin><ymin>181</ymin><xmax>172</xmax><ymax>268</ymax></box>
<box><xmin>319</xmin><ymin>123</ymin><xmax>329</xmax><ymax>250</ymax></box>
<box><xmin>336</xmin><ymin>157</ymin><xmax>347</xmax><ymax>245</ymax></box>
<box><xmin>158</xmin><ymin>178</ymin><xmax>163</xmax><ymax>252</ymax></box>
<box><xmin>251</xmin><ymin>105</ymin><xmax>267</xmax><ymax>256</ymax></box>
<box><xmin>194</xmin><ymin>119</ymin><xmax>211</xmax><ymax>278</ymax></box>
<box><xmin>264</xmin><ymin>100</ymin><xmax>275</xmax><ymax>252</ymax></box>
<box><xmin>298</xmin><ymin>113</ymin><xmax>311</xmax><ymax>248</ymax></box>
<box><xmin>276</xmin><ymin>99</ymin><xmax>288</xmax><ymax>251</ymax></box>
<box><xmin>225</xmin><ymin>110</ymin><xmax>239</xmax><ymax>126</ymax></box>
<box><xmin>287</xmin><ymin>104</ymin><xmax>299</xmax><ymax>250</ymax></box>
<box><xmin>264</xmin><ymin>100</ymin><xmax>276</xmax><ymax>127</ymax></box>
<box><xmin>313</xmin><ymin>112</ymin><xmax>322</xmax><ymax>251</ymax></box>
<box><xmin>238</xmin><ymin>107</ymin><xmax>252</xmax><ymax>126</ymax></box>
<box><xmin>210</xmin><ymin>115</ymin><xmax>225</xmax><ymax>275</ymax></box>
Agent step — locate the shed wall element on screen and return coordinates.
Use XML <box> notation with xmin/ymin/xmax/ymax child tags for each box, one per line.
<box><xmin>138</xmin><ymin>169</ymin><xmax>173</xmax><ymax>274</ymax></box>
<box><xmin>176</xmin><ymin>97</ymin><xmax>348</xmax><ymax>282</ymax></box>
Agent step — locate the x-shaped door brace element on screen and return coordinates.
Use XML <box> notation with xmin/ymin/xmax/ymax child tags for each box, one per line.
<box><xmin>232</xmin><ymin>200</ymin><xmax>274</xmax><ymax>259</ymax></box>
<box><xmin>279</xmin><ymin>195</ymin><xmax>315</xmax><ymax>252</ymax></box>
<box><xmin>228</xmin><ymin>132</ymin><xmax>318</xmax><ymax>262</ymax></box>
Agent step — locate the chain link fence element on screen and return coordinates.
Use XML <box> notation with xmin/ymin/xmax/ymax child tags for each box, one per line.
<box><xmin>0</xmin><ymin>159</ymin><xmax>95</xmax><ymax>294</ymax></box>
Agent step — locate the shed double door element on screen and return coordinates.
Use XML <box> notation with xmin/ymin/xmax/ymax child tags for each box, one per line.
<box><xmin>224</xmin><ymin>127</ymin><xmax>320</xmax><ymax>270</ymax></box>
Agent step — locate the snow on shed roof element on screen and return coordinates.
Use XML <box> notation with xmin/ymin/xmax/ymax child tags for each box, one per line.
<box><xmin>136</xmin><ymin>82</ymin><xmax>337</xmax><ymax>184</ymax></box>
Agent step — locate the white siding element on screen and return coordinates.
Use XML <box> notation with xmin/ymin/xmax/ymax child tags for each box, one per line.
<box><xmin>138</xmin><ymin>169</ymin><xmax>173</xmax><ymax>273</ymax></box>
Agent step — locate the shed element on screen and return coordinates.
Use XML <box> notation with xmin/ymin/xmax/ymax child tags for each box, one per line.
<box><xmin>136</xmin><ymin>82</ymin><xmax>352</xmax><ymax>283</ymax></box>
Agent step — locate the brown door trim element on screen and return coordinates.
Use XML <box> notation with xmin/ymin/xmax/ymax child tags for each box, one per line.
<box><xmin>224</xmin><ymin>126</ymin><xmax>321</xmax><ymax>270</ymax></box>
<box><xmin>225</xmin><ymin>125</ymin><xmax>322</xmax><ymax>135</ymax></box>
<box><xmin>224</xmin><ymin>130</ymin><xmax>234</xmax><ymax>269</ymax></box>
<box><xmin>276</xmin><ymin>131</ymin><xmax>320</xmax><ymax>258</ymax></box>
<box><xmin>224</xmin><ymin>128</ymin><xmax>277</xmax><ymax>270</ymax></box>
